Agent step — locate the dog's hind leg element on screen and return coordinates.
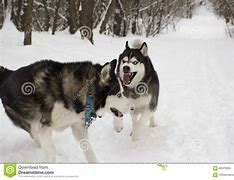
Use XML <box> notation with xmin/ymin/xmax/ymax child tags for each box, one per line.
<box><xmin>33</xmin><ymin>136</ymin><xmax>41</xmax><ymax>148</ymax></box>
<box><xmin>113</xmin><ymin>117</ymin><xmax>123</xmax><ymax>133</ymax></box>
<box><xmin>38</xmin><ymin>126</ymin><xmax>56</xmax><ymax>162</ymax></box>
<box><xmin>30</xmin><ymin>122</ymin><xmax>41</xmax><ymax>148</ymax></box>
<box><xmin>71</xmin><ymin>123</ymin><xmax>97</xmax><ymax>163</ymax></box>
<box><xmin>149</xmin><ymin>114</ymin><xmax>156</xmax><ymax>127</ymax></box>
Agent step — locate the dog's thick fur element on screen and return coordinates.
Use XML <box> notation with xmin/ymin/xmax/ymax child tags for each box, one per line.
<box><xmin>113</xmin><ymin>40</ymin><xmax>159</xmax><ymax>141</ymax></box>
<box><xmin>0</xmin><ymin>59</ymin><xmax>131</xmax><ymax>162</ymax></box>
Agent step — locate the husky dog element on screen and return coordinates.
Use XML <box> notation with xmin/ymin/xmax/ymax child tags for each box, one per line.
<box><xmin>113</xmin><ymin>40</ymin><xmax>159</xmax><ymax>141</ymax></box>
<box><xmin>0</xmin><ymin>59</ymin><xmax>132</xmax><ymax>162</ymax></box>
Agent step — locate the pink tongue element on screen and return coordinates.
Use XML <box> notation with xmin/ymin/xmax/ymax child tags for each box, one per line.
<box><xmin>123</xmin><ymin>74</ymin><xmax>130</xmax><ymax>85</ymax></box>
<box><xmin>117</xmin><ymin>111</ymin><xmax>123</xmax><ymax>117</ymax></box>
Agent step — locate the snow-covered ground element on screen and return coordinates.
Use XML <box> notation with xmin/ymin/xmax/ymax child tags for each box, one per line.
<box><xmin>1</xmin><ymin>6</ymin><xmax>234</xmax><ymax>163</ymax></box>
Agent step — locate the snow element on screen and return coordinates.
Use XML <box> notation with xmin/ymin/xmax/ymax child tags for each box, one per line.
<box><xmin>1</xmin><ymin>6</ymin><xmax>234</xmax><ymax>163</ymax></box>
<box><xmin>176</xmin><ymin>6</ymin><xmax>228</xmax><ymax>39</ymax></box>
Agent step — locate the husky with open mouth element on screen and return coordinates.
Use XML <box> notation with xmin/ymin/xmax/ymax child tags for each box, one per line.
<box><xmin>0</xmin><ymin>59</ymin><xmax>132</xmax><ymax>162</ymax></box>
<box><xmin>113</xmin><ymin>40</ymin><xmax>159</xmax><ymax>141</ymax></box>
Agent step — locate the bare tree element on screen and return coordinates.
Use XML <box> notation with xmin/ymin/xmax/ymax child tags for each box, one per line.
<box><xmin>23</xmin><ymin>0</ymin><xmax>33</xmax><ymax>45</ymax></box>
<box><xmin>52</xmin><ymin>0</ymin><xmax>60</xmax><ymax>35</ymax></box>
<box><xmin>68</xmin><ymin>0</ymin><xmax>78</xmax><ymax>34</ymax></box>
<box><xmin>131</xmin><ymin>0</ymin><xmax>140</xmax><ymax>34</ymax></box>
<box><xmin>42</xmin><ymin>0</ymin><xmax>50</xmax><ymax>31</ymax></box>
<box><xmin>0</xmin><ymin>0</ymin><xmax>4</xmax><ymax>29</ymax></box>
<box><xmin>216</xmin><ymin>0</ymin><xmax>234</xmax><ymax>24</ymax></box>
<box><xmin>11</xmin><ymin>0</ymin><xmax>24</xmax><ymax>31</ymax></box>
<box><xmin>4</xmin><ymin>0</ymin><xmax>202</xmax><ymax>39</ymax></box>
<box><xmin>99</xmin><ymin>0</ymin><xmax>116</xmax><ymax>34</ymax></box>
<box><xmin>80</xmin><ymin>0</ymin><xmax>95</xmax><ymax>43</ymax></box>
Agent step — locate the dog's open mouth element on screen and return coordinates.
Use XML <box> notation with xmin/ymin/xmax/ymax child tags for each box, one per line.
<box><xmin>110</xmin><ymin>108</ymin><xmax>123</xmax><ymax>117</ymax></box>
<box><xmin>123</xmin><ymin>72</ymin><xmax>137</xmax><ymax>85</ymax></box>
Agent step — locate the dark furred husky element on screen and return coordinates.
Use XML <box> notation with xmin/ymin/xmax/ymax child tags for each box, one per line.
<box><xmin>0</xmin><ymin>59</ymin><xmax>131</xmax><ymax>162</ymax></box>
<box><xmin>113</xmin><ymin>40</ymin><xmax>159</xmax><ymax>141</ymax></box>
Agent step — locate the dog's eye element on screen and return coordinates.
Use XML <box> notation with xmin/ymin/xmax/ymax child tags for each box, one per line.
<box><xmin>122</xmin><ymin>60</ymin><xmax>128</xmax><ymax>64</ymax></box>
<box><xmin>117</xmin><ymin>93</ymin><xmax>122</xmax><ymax>98</ymax></box>
<box><xmin>133</xmin><ymin>61</ymin><xmax>138</xmax><ymax>65</ymax></box>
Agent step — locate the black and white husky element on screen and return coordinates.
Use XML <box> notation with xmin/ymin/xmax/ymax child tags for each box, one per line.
<box><xmin>113</xmin><ymin>40</ymin><xmax>159</xmax><ymax>141</ymax></box>
<box><xmin>0</xmin><ymin>59</ymin><xmax>132</xmax><ymax>162</ymax></box>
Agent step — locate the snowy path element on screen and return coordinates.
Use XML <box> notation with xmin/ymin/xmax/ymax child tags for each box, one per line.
<box><xmin>1</xmin><ymin>6</ymin><xmax>234</xmax><ymax>162</ymax></box>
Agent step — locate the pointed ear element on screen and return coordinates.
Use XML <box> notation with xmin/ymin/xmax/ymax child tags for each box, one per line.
<box><xmin>140</xmin><ymin>42</ymin><xmax>148</xmax><ymax>56</ymax></box>
<box><xmin>110</xmin><ymin>59</ymin><xmax>117</xmax><ymax>75</ymax></box>
<box><xmin>110</xmin><ymin>59</ymin><xmax>117</xmax><ymax>70</ymax></box>
<box><xmin>100</xmin><ymin>62</ymin><xmax>111</xmax><ymax>83</ymax></box>
<box><xmin>125</xmin><ymin>41</ymin><xmax>130</xmax><ymax>49</ymax></box>
<box><xmin>101</xmin><ymin>63</ymin><xmax>111</xmax><ymax>82</ymax></box>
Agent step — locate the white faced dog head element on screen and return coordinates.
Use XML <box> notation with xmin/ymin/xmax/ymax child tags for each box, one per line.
<box><xmin>117</xmin><ymin>40</ymin><xmax>148</xmax><ymax>88</ymax></box>
<box><xmin>97</xmin><ymin>59</ymin><xmax>133</xmax><ymax>117</ymax></box>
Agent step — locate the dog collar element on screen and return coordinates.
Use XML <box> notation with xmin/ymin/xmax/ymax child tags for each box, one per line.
<box><xmin>84</xmin><ymin>85</ymin><xmax>97</xmax><ymax>127</ymax></box>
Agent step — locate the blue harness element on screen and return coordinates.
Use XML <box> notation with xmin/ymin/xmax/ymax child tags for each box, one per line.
<box><xmin>84</xmin><ymin>86</ymin><xmax>97</xmax><ymax>127</ymax></box>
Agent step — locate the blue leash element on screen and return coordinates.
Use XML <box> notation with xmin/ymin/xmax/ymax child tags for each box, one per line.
<box><xmin>84</xmin><ymin>86</ymin><xmax>97</xmax><ymax>127</ymax></box>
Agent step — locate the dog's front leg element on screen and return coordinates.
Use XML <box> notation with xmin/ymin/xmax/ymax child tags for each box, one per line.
<box><xmin>130</xmin><ymin>112</ymin><xmax>140</xmax><ymax>136</ymax></box>
<box><xmin>38</xmin><ymin>127</ymin><xmax>56</xmax><ymax>162</ymax></box>
<box><xmin>131</xmin><ymin>110</ymin><xmax>149</xmax><ymax>141</ymax></box>
<box><xmin>149</xmin><ymin>114</ymin><xmax>156</xmax><ymax>127</ymax></box>
<box><xmin>113</xmin><ymin>117</ymin><xmax>123</xmax><ymax>133</ymax></box>
<box><xmin>71</xmin><ymin>123</ymin><xmax>97</xmax><ymax>163</ymax></box>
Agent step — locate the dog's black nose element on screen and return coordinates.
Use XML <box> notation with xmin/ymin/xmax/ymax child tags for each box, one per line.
<box><xmin>123</xmin><ymin>66</ymin><xmax>130</xmax><ymax>73</ymax></box>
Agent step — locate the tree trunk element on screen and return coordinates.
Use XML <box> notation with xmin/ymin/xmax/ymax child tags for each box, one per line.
<box><xmin>186</xmin><ymin>0</ymin><xmax>192</xmax><ymax>19</ymax></box>
<box><xmin>155</xmin><ymin>5</ymin><xmax>163</xmax><ymax>35</ymax></box>
<box><xmin>17</xmin><ymin>0</ymin><xmax>23</xmax><ymax>29</ymax></box>
<box><xmin>119</xmin><ymin>0</ymin><xmax>128</xmax><ymax>36</ymax></box>
<box><xmin>10</xmin><ymin>0</ymin><xmax>24</xmax><ymax>31</ymax></box>
<box><xmin>76</xmin><ymin>0</ymin><xmax>81</xmax><ymax>27</ymax></box>
<box><xmin>68</xmin><ymin>0</ymin><xmax>78</xmax><ymax>34</ymax></box>
<box><xmin>113</xmin><ymin>0</ymin><xmax>122</xmax><ymax>36</ymax></box>
<box><xmin>99</xmin><ymin>0</ymin><xmax>116</xmax><ymax>34</ymax></box>
<box><xmin>42</xmin><ymin>0</ymin><xmax>50</xmax><ymax>31</ymax></box>
<box><xmin>80</xmin><ymin>0</ymin><xmax>94</xmax><ymax>43</ymax></box>
<box><xmin>0</xmin><ymin>0</ymin><xmax>4</xmax><ymax>30</ymax></box>
<box><xmin>23</xmin><ymin>0</ymin><xmax>33</xmax><ymax>45</ymax></box>
<box><xmin>131</xmin><ymin>0</ymin><xmax>140</xmax><ymax>34</ymax></box>
<box><xmin>52</xmin><ymin>0</ymin><xmax>60</xmax><ymax>35</ymax></box>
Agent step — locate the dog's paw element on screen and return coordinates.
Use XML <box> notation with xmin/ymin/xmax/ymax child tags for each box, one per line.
<box><xmin>149</xmin><ymin>123</ymin><xmax>157</xmax><ymax>128</ymax></box>
<box><xmin>131</xmin><ymin>135</ymin><xmax>140</xmax><ymax>142</ymax></box>
<box><xmin>114</xmin><ymin>125</ymin><xmax>123</xmax><ymax>133</ymax></box>
<box><xmin>113</xmin><ymin>118</ymin><xmax>124</xmax><ymax>133</ymax></box>
<box><xmin>45</xmin><ymin>155</ymin><xmax>56</xmax><ymax>163</ymax></box>
<box><xmin>131</xmin><ymin>131</ymin><xmax>140</xmax><ymax>141</ymax></box>
<box><xmin>149</xmin><ymin>120</ymin><xmax>157</xmax><ymax>127</ymax></box>
<box><xmin>33</xmin><ymin>137</ymin><xmax>41</xmax><ymax>148</ymax></box>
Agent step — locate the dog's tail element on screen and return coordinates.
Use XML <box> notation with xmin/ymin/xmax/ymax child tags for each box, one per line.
<box><xmin>0</xmin><ymin>66</ymin><xmax>12</xmax><ymax>86</ymax></box>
